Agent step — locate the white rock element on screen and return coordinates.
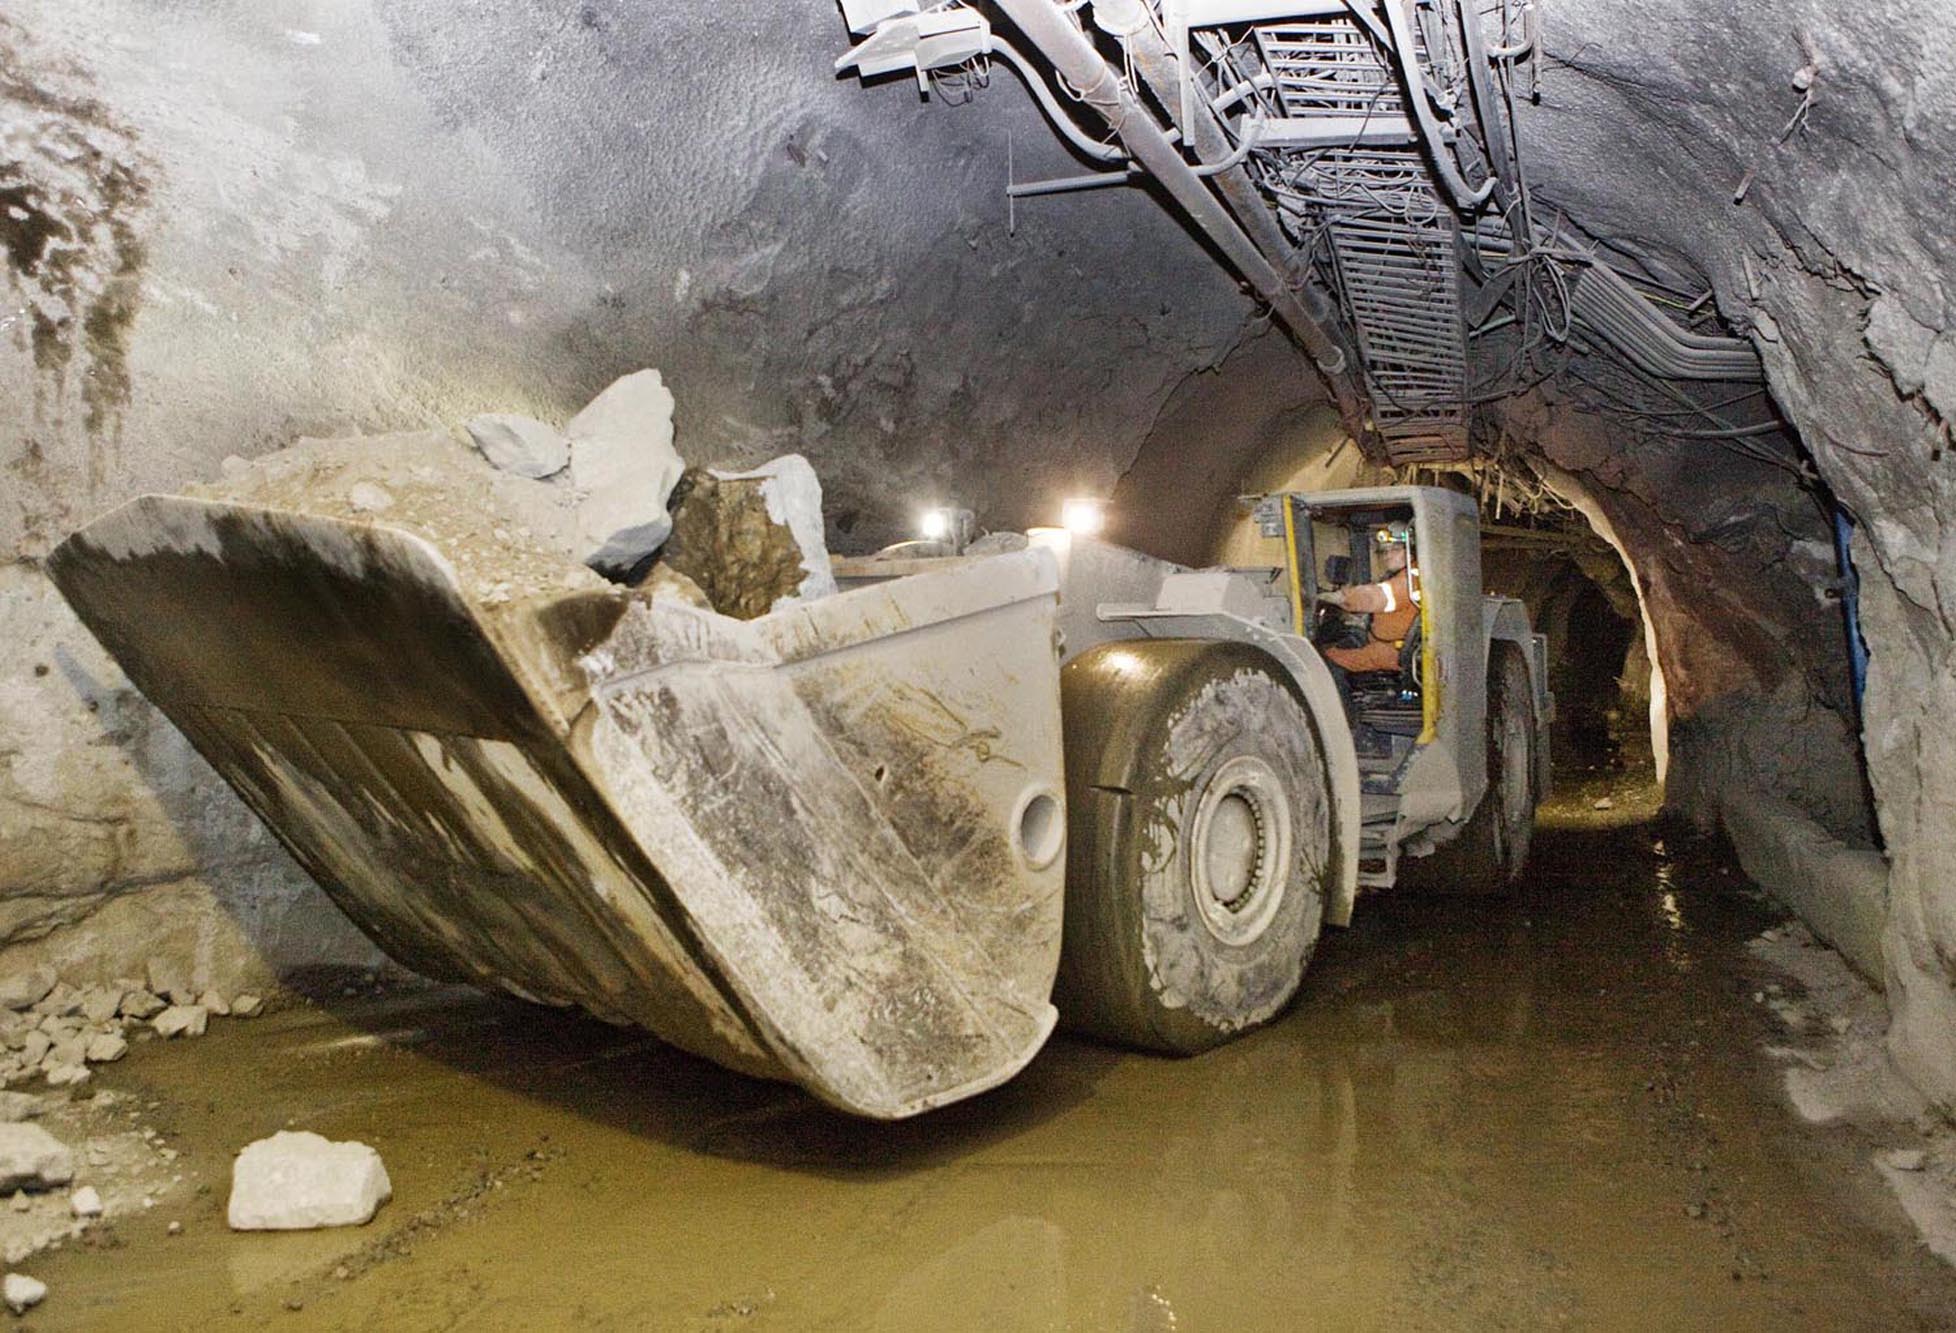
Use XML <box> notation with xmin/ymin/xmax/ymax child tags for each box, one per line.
<box><xmin>29</xmin><ymin>983</ymin><xmax>80</xmax><ymax>1018</ymax></box>
<box><xmin>566</xmin><ymin>369</ymin><xmax>685</xmax><ymax>576</ymax></box>
<box><xmin>17</xmin><ymin>1034</ymin><xmax>49</xmax><ymax>1068</ymax></box>
<box><xmin>152</xmin><ymin>1006</ymin><xmax>209</xmax><ymax>1040</ymax></box>
<box><xmin>2</xmin><ymin>1272</ymin><xmax>45</xmax><ymax>1315</ymax></box>
<box><xmin>69</xmin><ymin>1186</ymin><xmax>102</xmax><ymax>1218</ymax></box>
<box><xmin>231</xmin><ymin>995</ymin><xmax>264</xmax><ymax>1019</ymax></box>
<box><xmin>119</xmin><ymin>989</ymin><xmax>165</xmax><ymax>1020</ymax></box>
<box><xmin>85</xmin><ymin>1033</ymin><xmax>128</xmax><ymax>1064</ymax></box>
<box><xmin>42</xmin><ymin>1037</ymin><xmax>85</xmax><ymax>1069</ymax></box>
<box><xmin>197</xmin><ymin>991</ymin><xmax>230</xmax><ymax>1018</ymax></box>
<box><xmin>708</xmin><ymin>453</ymin><xmax>837</xmax><ymax>608</ymax></box>
<box><xmin>0</xmin><ymin>969</ymin><xmax>56</xmax><ymax>1013</ymax></box>
<box><xmin>227</xmin><ymin>1131</ymin><xmax>391</xmax><ymax>1231</ymax></box>
<box><xmin>78</xmin><ymin>987</ymin><xmax>123</xmax><ymax>1025</ymax></box>
<box><xmin>1884</xmin><ymin>1147</ymin><xmax>1929</xmax><ymax>1172</ymax></box>
<box><xmin>0</xmin><ymin>1123</ymin><xmax>73</xmax><ymax>1192</ymax></box>
<box><xmin>42</xmin><ymin>1065</ymin><xmax>88</xmax><ymax>1089</ymax></box>
<box><xmin>348</xmin><ymin>481</ymin><xmax>395</xmax><ymax>513</ymax></box>
<box><xmin>0</xmin><ymin>1094</ymin><xmax>41</xmax><ymax>1123</ymax></box>
<box><xmin>466</xmin><ymin>413</ymin><xmax>570</xmax><ymax>480</ymax></box>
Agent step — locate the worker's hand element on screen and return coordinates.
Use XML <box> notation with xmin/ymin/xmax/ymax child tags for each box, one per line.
<box><xmin>1316</xmin><ymin>589</ymin><xmax>1348</xmax><ymax>609</ymax></box>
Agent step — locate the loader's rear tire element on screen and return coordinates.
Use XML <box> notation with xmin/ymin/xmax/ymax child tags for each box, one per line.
<box><xmin>1055</xmin><ymin>640</ymin><xmax>1333</xmax><ymax>1055</ymax></box>
<box><xmin>1406</xmin><ymin>643</ymin><xmax>1537</xmax><ymax>895</ymax></box>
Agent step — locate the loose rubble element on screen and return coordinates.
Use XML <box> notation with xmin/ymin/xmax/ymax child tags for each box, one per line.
<box><xmin>0</xmin><ymin>1124</ymin><xmax>73</xmax><ymax>1193</ymax></box>
<box><xmin>178</xmin><ymin>367</ymin><xmax>837</xmax><ymax>614</ymax></box>
<box><xmin>228</xmin><ymin>1131</ymin><xmax>392</xmax><ymax>1231</ymax></box>
<box><xmin>2</xmin><ymin>1272</ymin><xmax>44</xmax><ymax>1315</ymax></box>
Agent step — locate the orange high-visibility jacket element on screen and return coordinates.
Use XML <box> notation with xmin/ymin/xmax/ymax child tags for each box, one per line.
<box><xmin>1325</xmin><ymin>568</ymin><xmax>1417</xmax><ymax>674</ymax></box>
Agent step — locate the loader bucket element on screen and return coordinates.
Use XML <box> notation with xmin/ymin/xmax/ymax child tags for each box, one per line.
<box><xmin>48</xmin><ymin>496</ymin><xmax>1067</xmax><ymax>1118</ymax></box>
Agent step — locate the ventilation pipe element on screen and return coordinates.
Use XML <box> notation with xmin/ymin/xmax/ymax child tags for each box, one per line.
<box><xmin>993</xmin><ymin>0</ymin><xmax>1368</xmax><ymax>438</ymax></box>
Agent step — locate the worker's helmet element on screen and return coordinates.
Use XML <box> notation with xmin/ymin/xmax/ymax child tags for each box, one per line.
<box><xmin>1373</xmin><ymin>519</ymin><xmax>1412</xmax><ymax>547</ymax></box>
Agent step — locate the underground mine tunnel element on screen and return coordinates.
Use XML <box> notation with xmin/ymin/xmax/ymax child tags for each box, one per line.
<box><xmin>4</xmin><ymin>0</ymin><xmax>1956</xmax><ymax>1326</ymax></box>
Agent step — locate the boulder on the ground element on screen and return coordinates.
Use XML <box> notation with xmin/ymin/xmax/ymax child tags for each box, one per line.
<box><xmin>2</xmin><ymin>1272</ymin><xmax>44</xmax><ymax>1315</ymax></box>
<box><xmin>78</xmin><ymin>987</ymin><xmax>122</xmax><ymax>1025</ymax></box>
<box><xmin>0</xmin><ymin>1095</ymin><xmax>41</xmax><ymax>1124</ymax></box>
<box><xmin>69</xmin><ymin>1186</ymin><xmax>102</xmax><ymax>1218</ymax></box>
<box><xmin>653</xmin><ymin>457</ymin><xmax>836</xmax><ymax>620</ymax></box>
<box><xmin>0</xmin><ymin>970</ymin><xmax>55</xmax><ymax>1014</ymax></box>
<box><xmin>31</xmin><ymin>985</ymin><xmax>80</xmax><ymax>1019</ymax></box>
<box><xmin>467</xmin><ymin>413</ymin><xmax>570</xmax><ymax>480</ymax></box>
<box><xmin>231</xmin><ymin>995</ymin><xmax>264</xmax><ymax>1019</ymax></box>
<box><xmin>152</xmin><ymin>1005</ymin><xmax>208</xmax><ymax>1039</ymax></box>
<box><xmin>85</xmin><ymin>1033</ymin><xmax>127</xmax><ymax>1064</ymax></box>
<box><xmin>227</xmin><ymin>1131</ymin><xmax>391</xmax><ymax>1231</ymax></box>
<box><xmin>0</xmin><ymin>1124</ymin><xmax>73</xmax><ymax>1193</ymax></box>
<box><xmin>565</xmin><ymin>369</ymin><xmax>686</xmax><ymax>577</ymax></box>
<box><xmin>119</xmin><ymin>989</ymin><xmax>164</xmax><ymax>1020</ymax></box>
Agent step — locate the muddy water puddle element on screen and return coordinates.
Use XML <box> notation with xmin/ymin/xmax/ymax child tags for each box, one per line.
<box><xmin>20</xmin><ymin>765</ymin><xmax>1956</xmax><ymax>1330</ymax></box>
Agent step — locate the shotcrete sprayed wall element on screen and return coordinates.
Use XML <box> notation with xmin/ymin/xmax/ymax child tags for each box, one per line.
<box><xmin>0</xmin><ymin>0</ymin><xmax>1263</xmax><ymax>988</ymax></box>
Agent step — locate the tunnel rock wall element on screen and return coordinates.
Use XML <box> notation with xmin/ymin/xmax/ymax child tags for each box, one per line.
<box><xmin>0</xmin><ymin>0</ymin><xmax>1261</xmax><ymax>986</ymax></box>
<box><xmin>1519</xmin><ymin>0</ymin><xmax>1956</xmax><ymax>1105</ymax></box>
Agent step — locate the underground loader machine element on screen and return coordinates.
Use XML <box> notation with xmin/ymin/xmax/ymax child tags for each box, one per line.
<box><xmin>50</xmin><ymin>484</ymin><xmax>1547</xmax><ymax>1118</ymax></box>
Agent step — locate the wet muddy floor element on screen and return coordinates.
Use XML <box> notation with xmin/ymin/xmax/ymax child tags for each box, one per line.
<box><xmin>18</xmin><ymin>754</ymin><xmax>1956</xmax><ymax>1330</ymax></box>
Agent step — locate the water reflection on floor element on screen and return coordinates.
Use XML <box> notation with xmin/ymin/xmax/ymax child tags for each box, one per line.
<box><xmin>27</xmin><ymin>760</ymin><xmax>1956</xmax><ymax>1331</ymax></box>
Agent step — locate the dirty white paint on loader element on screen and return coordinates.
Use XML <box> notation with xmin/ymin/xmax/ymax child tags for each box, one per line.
<box><xmin>49</xmin><ymin>497</ymin><xmax>1066</xmax><ymax>1119</ymax></box>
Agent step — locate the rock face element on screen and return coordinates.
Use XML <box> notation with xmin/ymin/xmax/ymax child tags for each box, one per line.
<box><xmin>466</xmin><ymin>413</ymin><xmax>570</xmax><ymax>480</ymax></box>
<box><xmin>227</xmin><ymin>1131</ymin><xmax>392</xmax><ymax>1231</ymax></box>
<box><xmin>566</xmin><ymin>370</ymin><xmax>687</xmax><ymax>577</ymax></box>
<box><xmin>0</xmin><ymin>1124</ymin><xmax>73</xmax><ymax>1193</ymax></box>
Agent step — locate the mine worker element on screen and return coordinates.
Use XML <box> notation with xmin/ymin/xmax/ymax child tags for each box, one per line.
<box><xmin>1318</xmin><ymin>520</ymin><xmax>1418</xmax><ymax>700</ymax></box>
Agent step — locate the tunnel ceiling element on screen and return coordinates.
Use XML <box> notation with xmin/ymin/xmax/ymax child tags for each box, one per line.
<box><xmin>8</xmin><ymin>1</ymin><xmax>1956</xmax><ymax>1109</ymax></box>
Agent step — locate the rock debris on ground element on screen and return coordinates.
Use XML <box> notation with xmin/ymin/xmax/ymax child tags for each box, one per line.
<box><xmin>228</xmin><ymin>1131</ymin><xmax>392</xmax><ymax>1231</ymax></box>
<box><xmin>2</xmin><ymin>1271</ymin><xmax>45</xmax><ymax>1314</ymax></box>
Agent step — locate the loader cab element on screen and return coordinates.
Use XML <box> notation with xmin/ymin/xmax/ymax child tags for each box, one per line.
<box><xmin>1256</xmin><ymin>485</ymin><xmax>1490</xmax><ymax>813</ymax></box>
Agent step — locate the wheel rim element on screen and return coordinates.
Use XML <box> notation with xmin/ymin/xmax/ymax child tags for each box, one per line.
<box><xmin>1189</xmin><ymin>755</ymin><xmax>1292</xmax><ymax>946</ymax></box>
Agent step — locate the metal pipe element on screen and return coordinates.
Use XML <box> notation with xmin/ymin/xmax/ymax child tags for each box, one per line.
<box><xmin>988</xmin><ymin>37</ymin><xmax>1129</xmax><ymax>162</ymax></box>
<box><xmin>1008</xmin><ymin>166</ymin><xmax>1143</xmax><ymax>196</ymax></box>
<box><xmin>1063</xmin><ymin>0</ymin><xmax>1366</xmax><ymax>433</ymax></box>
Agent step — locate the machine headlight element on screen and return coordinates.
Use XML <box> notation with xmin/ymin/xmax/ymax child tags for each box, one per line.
<box><xmin>1061</xmin><ymin>497</ymin><xmax>1106</xmax><ymax>538</ymax></box>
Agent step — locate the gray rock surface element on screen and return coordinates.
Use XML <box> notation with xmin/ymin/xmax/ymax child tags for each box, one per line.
<box><xmin>227</xmin><ymin>1131</ymin><xmax>391</xmax><ymax>1231</ymax></box>
<box><xmin>466</xmin><ymin>413</ymin><xmax>570</xmax><ymax>480</ymax></box>
<box><xmin>566</xmin><ymin>370</ymin><xmax>687</xmax><ymax>577</ymax></box>
<box><xmin>0</xmin><ymin>1125</ymin><xmax>73</xmax><ymax>1193</ymax></box>
<box><xmin>0</xmin><ymin>971</ymin><xmax>54</xmax><ymax>1014</ymax></box>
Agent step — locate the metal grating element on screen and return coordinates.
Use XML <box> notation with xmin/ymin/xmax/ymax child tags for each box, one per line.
<box><xmin>1247</xmin><ymin>16</ymin><xmax>1470</xmax><ymax>462</ymax></box>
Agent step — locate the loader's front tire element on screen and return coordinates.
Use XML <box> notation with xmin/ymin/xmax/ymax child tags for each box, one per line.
<box><xmin>1056</xmin><ymin>640</ymin><xmax>1333</xmax><ymax>1055</ymax></box>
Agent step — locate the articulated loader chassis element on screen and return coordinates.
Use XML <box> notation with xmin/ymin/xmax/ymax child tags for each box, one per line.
<box><xmin>51</xmin><ymin>484</ymin><xmax>1546</xmax><ymax>1118</ymax></box>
